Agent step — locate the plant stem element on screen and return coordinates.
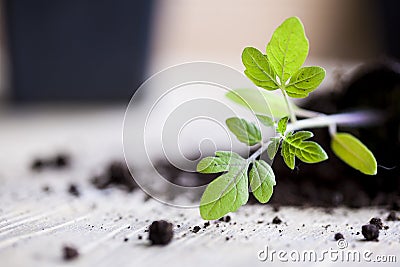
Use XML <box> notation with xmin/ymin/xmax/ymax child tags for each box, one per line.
<box><xmin>285</xmin><ymin>110</ymin><xmax>383</xmax><ymax>133</ymax></box>
<box><xmin>247</xmin><ymin>141</ymin><xmax>271</xmax><ymax>163</ymax></box>
<box><xmin>281</xmin><ymin>89</ymin><xmax>297</xmax><ymax>123</ymax></box>
<box><xmin>247</xmin><ymin>109</ymin><xmax>384</xmax><ymax>163</ymax></box>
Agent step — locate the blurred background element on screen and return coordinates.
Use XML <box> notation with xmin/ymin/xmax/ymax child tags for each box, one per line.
<box><xmin>0</xmin><ymin>0</ymin><xmax>398</xmax><ymax>104</ymax></box>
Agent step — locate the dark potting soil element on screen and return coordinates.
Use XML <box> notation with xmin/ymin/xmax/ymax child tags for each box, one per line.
<box><xmin>91</xmin><ymin>161</ymin><xmax>137</xmax><ymax>192</ymax></box>
<box><xmin>31</xmin><ymin>153</ymin><xmax>70</xmax><ymax>171</ymax></box>
<box><xmin>148</xmin><ymin>220</ymin><xmax>173</xmax><ymax>245</ymax></box>
<box><xmin>62</xmin><ymin>245</ymin><xmax>79</xmax><ymax>261</ymax></box>
<box><xmin>192</xmin><ymin>225</ymin><xmax>201</xmax><ymax>233</ymax></box>
<box><xmin>68</xmin><ymin>184</ymin><xmax>80</xmax><ymax>197</ymax></box>
<box><xmin>369</xmin><ymin>217</ymin><xmax>384</xmax><ymax>229</ymax></box>
<box><xmin>361</xmin><ymin>224</ymin><xmax>379</xmax><ymax>241</ymax></box>
<box><xmin>272</xmin><ymin>216</ymin><xmax>282</xmax><ymax>224</ymax></box>
<box><xmin>334</xmin><ymin>233</ymin><xmax>344</xmax><ymax>241</ymax></box>
<box><xmin>386</xmin><ymin>211</ymin><xmax>400</xmax><ymax>221</ymax></box>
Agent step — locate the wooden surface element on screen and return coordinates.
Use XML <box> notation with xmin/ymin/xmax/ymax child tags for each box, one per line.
<box><xmin>0</xmin><ymin>106</ymin><xmax>399</xmax><ymax>267</ymax></box>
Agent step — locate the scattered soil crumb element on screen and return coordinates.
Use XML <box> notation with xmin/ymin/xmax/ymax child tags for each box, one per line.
<box><xmin>361</xmin><ymin>224</ymin><xmax>379</xmax><ymax>241</ymax></box>
<box><xmin>32</xmin><ymin>153</ymin><xmax>70</xmax><ymax>171</ymax></box>
<box><xmin>138</xmin><ymin>235</ymin><xmax>143</xmax><ymax>240</ymax></box>
<box><xmin>218</xmin><ymin>216</ymin><xmax>231</xmax><ymax>223</ymax></box>
<box><xmin>257</xmin><ymin>220</ymin><xmax>264</xmax><ymax>224</ymax></box>
<box><xmin>322</xmin><ymin>224</ymin><xmax>331</xmax><ymax>230</ymax></box>
<box><xmin>42</xmin><ymin>185</ymin><xmax>51</xmax><ymax>193</ymax></box>
<box><xmin>203</xmin><ymin>222</ymin><xmax>210</xmax><ymax>228</ymax></box>
<box><xmin>91</xmin><ymin>161</ymin><xmax>137</xmax><ymax>192</ymax></box>
<box><xmin>123</xmin><ymin>238</ymin><xmax>129</xmax><ymax>242</ymax></box>
<box><xmin>386</xmin><ymin>211</ymin><xmax>400</xmax><ymax>221</ymax></box>
<box><xmin>272</xmin><ymin>216</ymin><xmax>282</xmax><ymax>224</ymax></box>
<box><xmin>68</xmin><ymin>184</ymin><xmax>80</xmax><ymax>197</ymax></box>
<box><xmin>192</xmin><ymin>226</ymin><xmax>201</xmax><ymax>233</ymax></box>
<box><xmin>148</xmin><ymin>220</ymin><xmax>173</xmax><ymax>245</ymax></box>
<box><xmin>225</xmin><ymin>237</ymin><xmax>230</xmax><ymax>241</ymax></box>
<box><xmin>273</xmin><ymin>205</ymin><xmax>280</xmax><ymax>212</ymax></box>
<box><xmin>62</xmin><ymin>245</ymin><xmax>79</xmax><ymax>261</ymax></box>
<box><xmin>369</xmin><ymin>217</ymin><xmax>383</xmax><ymax>229</ymax></box>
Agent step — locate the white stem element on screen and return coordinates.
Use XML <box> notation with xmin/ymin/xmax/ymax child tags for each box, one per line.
<box><xmin>286</xmin><ymin>110</ymin><xmax>383</xmax><ymax>133</ymax></box>
<box><xmin>247</xmin><ymin>141</ymin><xmax>271</xmax><ymax>162</ymax></box>
<box><xmin>247</xmin><ymin>110</ymin><xmax>384</xmax><ymax>163</ymax></box>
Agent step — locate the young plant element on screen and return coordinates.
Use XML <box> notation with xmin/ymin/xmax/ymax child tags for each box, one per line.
<box><xmin>197</xmin><ymin>17</ymin><xmax>379</xmax><ymax>220</ymax></box>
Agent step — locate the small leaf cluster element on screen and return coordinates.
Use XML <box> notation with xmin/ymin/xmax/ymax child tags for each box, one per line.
<box><xmin>242</xmin><ymin>17</ymin><xmax>325</xmax><ymax>98</ymax></box>
<box><xmin>197</xmin><ymin>114</ymin><xmax>327</xmax><ymax>220</ymax></box>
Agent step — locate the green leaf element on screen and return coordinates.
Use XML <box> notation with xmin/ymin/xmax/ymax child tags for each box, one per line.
<box><xmin>281</xmin><ymin>131</ymin><xmax>328</xmax><ymax>169</ymax></box>
<box><xmin>197</xmin><ymin>151</ymin><xmax>243</xmax><ymax>173</ymax></box>
<box><xmin>226</xmin><ymin>117</ymin><xmax>262</xmax><ymax>146</ymax></box>
<box><xmin>226</xmin><ymin>88</ymin><xmax>300</xmax><ymax>118</ymax></box>
<box><xmin>331</xmin><ymin>133</ymin><xmax>377</xmax><ymax>175</ymax></box>
<box><xmin>242</xmin><ymin>47</ymin><xmax>279</xmax><ymax>90</ymax></box>
<box><xmin>249</xmin><ymin>160</ymin><xmax>276</xmax><ymax>203</ymax></box>
<box><xmin>277</xmin><ymin>116</ymin><xmax>289</xmax><ymax>135</ymax></box>
<box><xmin>266</xmin><ymin>17</ymin><xmax>309</xmax><ymax>83</ymax></box>
<box><xmin>267</xmin><ymin>137</ymin><xmax>281</xmax><ymax>160</ymax></box>
<box><xmin>285</xmin><ymin>66</ymin><xmax>326</xmax><ymax>98</ymax></box>
<box><xmin>256</xmin><ymin>114</ymin><xmax>274</xmax><ymax>127</ymax></box>
<box><xmin>199</xmin><ymin>154</ymin><xmax>249</xmax><ymax>220</ymax></box>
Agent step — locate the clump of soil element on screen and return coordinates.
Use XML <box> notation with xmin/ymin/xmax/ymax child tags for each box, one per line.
<box><xmin>272</xmin><ymin>216</ymin><xmax>282</xmax><ymax>224</ymax></box>
<box><xmin>192</xmin><ymin>226</ymin><xmax>201</xmax><ymax>233</ymax></box>
<box><xmin>386</xmin><ymin>211</ymin><xmax>400</xmax><ymax>221</ymax></box>
<box><xmin>361</xmin><ymin>224</ymin><xmax>379</xmax><ymax>241</ymax></box>
<box><xmin>31</xmin><ymin>153</ymin><xmax>70</xmax><ymax>171</ymax></box>
<box><xmin>218</xmin><ymin>216</ymin><xmax>231</xmax><ymax>223</ymax></box>
<box><xmin>91</xmin><ymin>161</ymin><xmax>137</xmax><ymax>192</ymax></box>
<box><xmin>62</xmin><ymin>245</ymin><xmax>79</xmax><ymax>261</ymax></box>
<box><xmin>148</xmin><ymin>220</ymin><xmax>173</xmax><ymax>245</ymax></box>
<box><xmin>369</xmin><ymin>217</ymin><xmax>383</xmax><ymax>229</ymax></box>
<box><xmin>334</xmin><ymin>233</ymin><xmax>344</xmax><ymax>240</ymax></box>
<box><xmin>68</xmin><ymin>184</ymin><xmax>80</xmax><ymax>197</ymax></box>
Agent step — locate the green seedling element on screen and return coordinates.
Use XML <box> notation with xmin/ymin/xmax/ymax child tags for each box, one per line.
<box><xmin>197</xmin><ymin>17</ymin><xmax>379</xmax><ymax>220</ymax></box>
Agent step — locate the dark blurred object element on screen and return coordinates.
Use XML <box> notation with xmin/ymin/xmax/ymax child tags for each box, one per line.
<box><xmin>31</xmin><ymin>152</ymin><xmax>70</xmax><ymax>171</ymax></box>
<box><xmin>379</xmin><ymin>0</ymin><xmax>400</xmax><ymax>59</ymax></box>
<box><xmin>5</xmin><ymin>0</ymin><xmax>153</xmax><ymax>102</ymax></box>
<box><xmin>91</xmin><ymin>161</ymin><xmax>137</xmax><ymax>192</ymax></box>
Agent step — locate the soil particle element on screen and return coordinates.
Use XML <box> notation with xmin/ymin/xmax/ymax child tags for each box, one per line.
<box><xmin>386</xmin><ymin>211</ymin><xmax>400</xmax><ymax>221</ymax></box>
<box><xmin>203</xmin><ymin>222</ymin><xmax>210</xmax><ymax>228</ymax></box>
<box><xmin>361</xmin><ymin>224</ymin><xmax>379</xmax><ymax>241</ymax></box>
<box><xmin>192</xmin><ymin>226</ymin><xmax>201</xmax><ymax>233</ymax></box>
<box><xmin>55</xmin><ymin>154</ymin><xmax>70</xmax><ymax>168</ymax></box>
<box><xmin>369</xmin><ymin>217</ymin><xmax>383</xmax><ymax>229</ymax></box>
<box><xmin>31</xmin><ymin>159</ymin><xmax>45</xmax><ymax>171</ymax></box>
<box><xmin>272</xmin><ymin>216</ymin><xmax>282</xmax><ymax>224</ymax></box>
<box><xmin>91</xmin><ymin>161</ymin><xmax>137</xmax><ymax>192</ymax></box>
<box><xmin>148</xmin><ymin>220</ymin><xmax>173</xmax><ymax>245</ymax></box>
<box><xmin>334</xmin><ymin>233</ymin><xmax>344</xmax><ymax>240</ymax></box>
<box><xmin>31</xmin><ymin>153</ymin><xmax>70</xmax><ymax>171</ymax></box>
<box><xmin>218</xmin><ymin>216</ymin><xmax>231</xmax><ymax>223</ymax></box>
<box><xmin>68</xmin><ymin>184</ymin><xmax>80</xmax><ymax>197</ymax></box>
<box><xmin>42</xmin><ymin>185</ymin><xmax>51</xmax><ymax>193</ymax></box>
<box><xmin>273</xmin><ymin>205</ymin><xmax>280</xmax><ymax>212</ymax></box>
<box><xmin>138</xmin><ymin>235</ymin><xmax>143</xmax><ymax>240</ymax></box>
<box><xmin>123</xmin><ymin>238</ymin><xmax>129</xmax><ymax>242</ymax></box>
<box><xmin>62</xmin><ymin>245</ymin><xmax>79</xmax><ymax>261</ymax></box>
